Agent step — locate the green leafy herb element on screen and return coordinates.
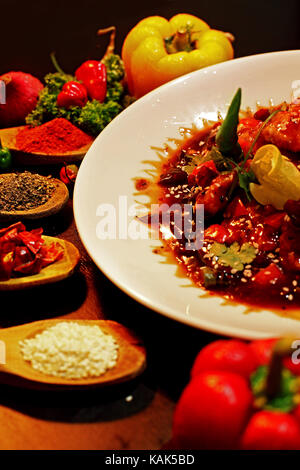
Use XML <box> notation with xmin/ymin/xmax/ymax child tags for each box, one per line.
<box><xmin>209</xmin><ymin>241</ymin><xmax>257</xmax><ymax>271</ymax></box>
<box><xmin>237</xmin><ymin>167</ymin><xmax>257</xmax><ymax>201</ymax></box>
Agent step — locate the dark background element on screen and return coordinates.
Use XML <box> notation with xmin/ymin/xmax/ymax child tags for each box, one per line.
<box><xmin>1</xmin><ymin>0</ymin><xmax>300</xmax><ymax>77</ymax></box>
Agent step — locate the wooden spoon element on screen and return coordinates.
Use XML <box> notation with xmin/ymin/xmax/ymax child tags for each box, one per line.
<box><xmin>0</xmin><ymin>236</ymin><xmax>80</xmax><ymax>290</ymax></box>
<box><xmin>0</xmin><ymin>174</ymin><xmax>69</xmax><ymax>221</ymax></box>
<box><xmin>0</xmin><ymin>319</ymin><xmax>146</xmax><ymax>389</ymax></box>
<box><xmin>0</xmin><ymin>126</ymin><xmax>93</xmax><ymax>165</ymax></box>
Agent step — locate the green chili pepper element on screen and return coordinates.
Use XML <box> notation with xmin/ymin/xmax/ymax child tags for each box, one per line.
<box><xmin>216</xmin><ymin>88</ymin><xmax>242</xmax><ymax>159</ymax></box>
<box><xmin>0</xmin><ymin>139</ymin><xmax>12</xmax><ymax>170</ymax></box>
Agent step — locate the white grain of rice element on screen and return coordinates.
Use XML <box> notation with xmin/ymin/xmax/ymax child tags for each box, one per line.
<box><xmin>19</xmin><ymin>322</ymin><xmax>119</xmax><ymax>379</ymax></box>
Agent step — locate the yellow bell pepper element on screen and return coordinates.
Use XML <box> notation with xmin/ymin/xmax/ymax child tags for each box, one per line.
<box><xmin>122</xmin><ymin>14</ymin><xmax>234</xmax><ymax>98</ymax></box>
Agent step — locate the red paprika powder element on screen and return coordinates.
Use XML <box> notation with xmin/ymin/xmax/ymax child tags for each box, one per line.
<box><xmin>16</xmin><ymin>118</ymin><xmax>93</xmax><ymax>154</ymax></box>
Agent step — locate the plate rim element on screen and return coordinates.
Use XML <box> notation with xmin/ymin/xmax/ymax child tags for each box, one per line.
<box><xmin>74</xmin><ymin>50</ymin><xmax>300</xmax><ymax>339</ymax></box>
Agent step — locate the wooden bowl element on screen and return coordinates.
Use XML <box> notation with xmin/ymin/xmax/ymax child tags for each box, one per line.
<box><xmin>0</xmin><ymin>174</ymin><xmax>69</xmax><ymax>221</ymax></box>
<box><xmin>0</xmin><ymin>126</ymin><xmax>93</xmax><ymax>165</ymax></box>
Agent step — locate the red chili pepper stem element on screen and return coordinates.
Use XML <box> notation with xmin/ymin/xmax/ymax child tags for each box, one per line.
<box><xmin>50</xmin><ymin>52</ymin><xmax>66</xmax><ymax>75</ymax></box>
<box><xmin>266</xmin><ymin>338</ymin><xmax>297</xmax><ymax>399</ymax></box>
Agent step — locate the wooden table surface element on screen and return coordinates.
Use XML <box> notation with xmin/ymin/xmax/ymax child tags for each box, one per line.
<box><xmin>0</xmin><ymin>0</ymin><xmax>299</xmax><ymax>451</ymax></box>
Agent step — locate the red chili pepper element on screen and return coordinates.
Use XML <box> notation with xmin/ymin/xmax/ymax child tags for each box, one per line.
<box><xmin>172</xmin><ymin>338</ymin><xmax>300</xmax><ymax>449</ymax></box>
<box><xmin>60</xmin><ymin>164</ymin><xmax>78</xmax><ymax>185</ymax></box>
<box><xmin>75</xmin><ymin>60</ymin><xmax>107</xmax><ymax>102</ymax></box>
<box><xmin>57</xmin><ymin>81</ymin><xmax>88</xmax><ymax>109</ymax></box>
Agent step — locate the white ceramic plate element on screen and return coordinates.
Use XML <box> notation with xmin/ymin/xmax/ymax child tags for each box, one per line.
<box><xmin>74</xmin><ymin>50</ymin><xmax>300</xmax><ymax>339</ymax></box>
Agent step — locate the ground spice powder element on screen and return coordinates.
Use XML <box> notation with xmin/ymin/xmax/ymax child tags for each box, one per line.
<box><xmin>16</xmin><ymin>118</ymin><xmax>93</xmax><ymax>154</ymax></box>
<box><xmin>0</xmin><ymin>172</ymin><xmax>56</xmax><ymax>211</ymax></box>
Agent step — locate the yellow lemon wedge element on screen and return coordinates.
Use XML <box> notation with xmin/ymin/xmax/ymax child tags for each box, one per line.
<box><xmin>250</xmin><ymin>144</ymin><xmax>300</xmax><ymax>210</ymax></box>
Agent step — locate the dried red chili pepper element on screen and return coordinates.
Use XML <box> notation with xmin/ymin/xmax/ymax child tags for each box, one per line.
<box><xmin>60</xmin><ymin>164</ymin><xmax>78</xmax><ymax>185</ymax></box>
<box><xmin>0</xmin><ymin>223</ymin><xmax>64</xmax><ymax>280</ymax></box>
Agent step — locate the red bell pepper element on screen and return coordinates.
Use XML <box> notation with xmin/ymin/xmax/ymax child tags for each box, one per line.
<box><xmin>172</xmin><ymin>338</ymin><xmax>300</xmax><ymax>449</ymax></box>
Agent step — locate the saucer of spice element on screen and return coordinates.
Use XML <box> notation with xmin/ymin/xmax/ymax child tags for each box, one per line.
<box><xmin>0</xmin><ymin>118</ymin><xmax>94</xmax><ymax>165</ymax></box>
<box><xmin>0</xmin><ymin>171</ymin><xmax>69</xmax><ymax>220</ymax></box>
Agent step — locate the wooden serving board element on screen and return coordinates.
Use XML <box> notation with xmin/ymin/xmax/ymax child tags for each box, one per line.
<box><xmin>0</xmin><ymin>126</ymin><xmax>93</xmax><ymax>165</ymax></box>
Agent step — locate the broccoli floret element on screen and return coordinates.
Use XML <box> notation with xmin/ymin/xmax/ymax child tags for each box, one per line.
<box><xmin>76</xmin><ymin>100</ymin><xmax>122</xmax><ymax>136</ymax></box>
<box><xmin>103</xmin><ymin>54</ymin><xmax>125</xmax><ymax>84</ymax></box>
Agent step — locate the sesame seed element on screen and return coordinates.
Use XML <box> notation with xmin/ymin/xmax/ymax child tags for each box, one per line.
<box><xmin>243</xmin><ymin>269</ymin><xmax>252</xmax><ymax>278</ymax></box>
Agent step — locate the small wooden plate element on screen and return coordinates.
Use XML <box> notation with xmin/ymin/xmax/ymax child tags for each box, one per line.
<box><xmin>0</xmin><ymin>236</ymin><xmax>80</xmax><ymax>290</ymax></box>
<box><xmin>0</xmin><ymin>174</ymin><xmax>69</xmax><ymax>221</ymax></box>
<box><xmin>0</xmin><ymin>319</ymin><xmax>146</xmax><ymax>389</ymax></box>
<box><xmin>0</xmin><ymin>126</ymin><xmax>93</xmax><ymax>165</ymax></box>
